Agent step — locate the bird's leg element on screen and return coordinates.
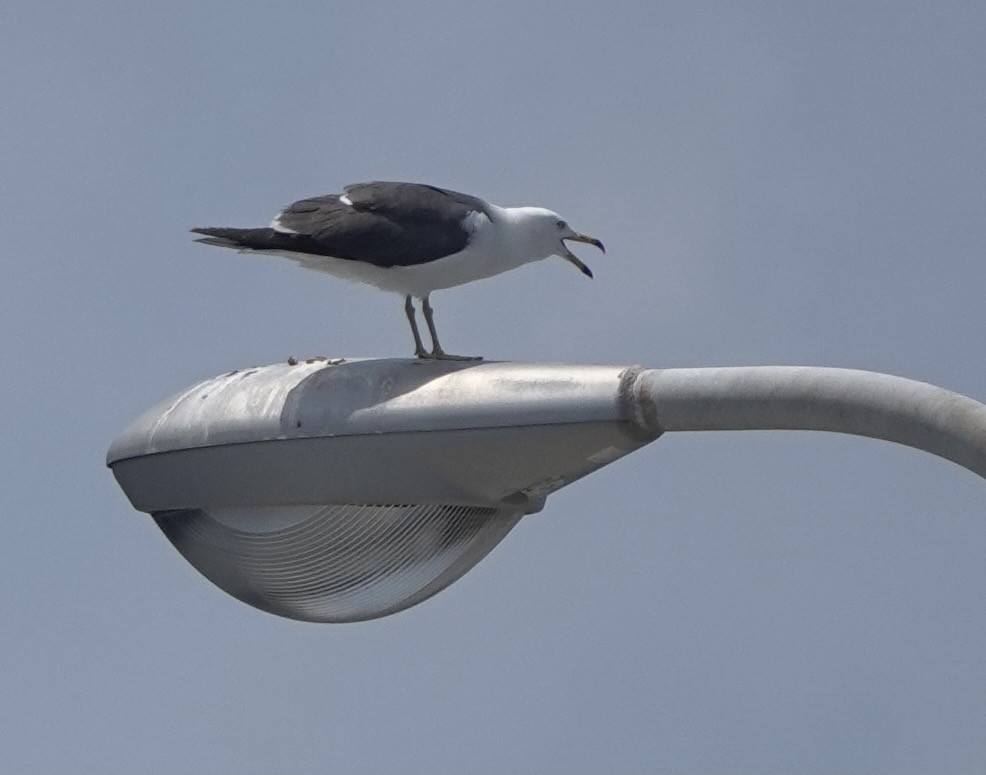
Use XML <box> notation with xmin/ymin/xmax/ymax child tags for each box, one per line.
<box><xmin>422</xmin><ymin>295</ymin><xmax>482</xmax><ymax>361</ymax></box>
<box><xmin>404</xmin><ymin>295</ymin><xmax>431</xmax><ymax>359</ymax></box>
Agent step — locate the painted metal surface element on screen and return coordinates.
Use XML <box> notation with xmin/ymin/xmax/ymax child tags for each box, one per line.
<box><xmin>634</xmin><ymin>366</ymin><xmax>986</xmax><ymax>480</ymax></box>
<box><xmin>107</xmin><ymin>359</ymin><xmax>653</xmax><ymax>515</ymax></box>
<box><xmin>107</xmin><ymin>359</ymin><xmax>643</xmax><ymax>464</ymax></box>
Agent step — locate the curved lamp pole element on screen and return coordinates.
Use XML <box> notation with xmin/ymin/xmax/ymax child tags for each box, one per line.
<box><xmin>633</xmin><ymin>366</ymin><xmax>986</xmax><ymax>479</ymax></box>
<box><xmin>107</xmin><ymin>360</ymin><xmax>986</xmax><ymax>622</ymax></box>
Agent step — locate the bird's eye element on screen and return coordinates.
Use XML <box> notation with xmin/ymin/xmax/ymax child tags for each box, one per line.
<box><xmin>556</xmin><ymin>220</ymin><xmax>567</xmax><ymax>230</ymax></box>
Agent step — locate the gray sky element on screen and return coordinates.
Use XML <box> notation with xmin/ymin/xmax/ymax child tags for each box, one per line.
<box><xmin>2</xmin><ymin>2</ymin><xmax>985</xmax><ymax>772</ymax></box>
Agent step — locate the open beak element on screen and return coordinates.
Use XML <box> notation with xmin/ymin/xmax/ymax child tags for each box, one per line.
<box><xmin>562</xmin><ymin>233</ymin><xmax>605</xmax><ymax>279</ymax></box>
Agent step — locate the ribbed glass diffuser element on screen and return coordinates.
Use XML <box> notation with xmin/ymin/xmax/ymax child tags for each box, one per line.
<box><xmin>153</xmin><ymin>503</ymin><xmax>523</xmax><ymax>622</ymax></box>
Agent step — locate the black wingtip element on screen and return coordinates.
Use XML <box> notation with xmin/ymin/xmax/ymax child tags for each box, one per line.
<box><xmin>190</xmin><ymin>226</ymin><xmax>235</xmax><ymax>237</ymax></box>
<box><xmin>191</xmin><ymin>233</ymin><xmax>243</xmax><ymax>249</ymax></box>
<box><xmin>190</xmin><ymin>227</ymin><xmax>247</xmax><ymax>249</ymax></box>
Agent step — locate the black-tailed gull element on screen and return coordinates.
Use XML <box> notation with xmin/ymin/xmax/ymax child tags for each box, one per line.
<box><xmin>192</xmin><ymin>181</ymin><xmax>604</xmax><ymax>360</ymax></box>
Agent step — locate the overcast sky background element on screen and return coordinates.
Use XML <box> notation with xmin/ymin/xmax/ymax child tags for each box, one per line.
<box><xmin>2</xmin><ymin>2</ymin><xmax>985</xmax><ymax>773</ymax></box>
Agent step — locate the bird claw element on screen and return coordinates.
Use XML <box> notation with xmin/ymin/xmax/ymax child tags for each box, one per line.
<box><xmin>431</xmin><ymin>350</ymin><xmax>483</xmax><ymax>361</ymax></box>
<box><xmin>415</xmin><ymin>350</ymin><xmax>482</xmax><ymax>361</ymax></box>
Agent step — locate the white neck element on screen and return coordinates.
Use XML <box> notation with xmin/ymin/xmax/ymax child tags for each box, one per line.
<box><xmin>487</xmin><ymin>205</ymin><xmax>554</xmax><ymax>265</ymax></box>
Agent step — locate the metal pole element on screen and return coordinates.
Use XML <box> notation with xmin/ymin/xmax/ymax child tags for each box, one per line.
<box><xmin>631</xmin><ymin>367</ymin><xmax>986</xmax><ymax>480</ymax></box>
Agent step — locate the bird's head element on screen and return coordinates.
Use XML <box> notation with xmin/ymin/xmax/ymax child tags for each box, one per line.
<box><xmin>514</xmin><ymin>207</ymin><xmax>605</xmax><ymax>278</ymax></box>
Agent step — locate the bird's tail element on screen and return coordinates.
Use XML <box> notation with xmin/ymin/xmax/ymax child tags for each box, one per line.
<box><xmin>191</xmin><ymin>226</ymin><xmax>297</xmax><ymax>251</ymax></box>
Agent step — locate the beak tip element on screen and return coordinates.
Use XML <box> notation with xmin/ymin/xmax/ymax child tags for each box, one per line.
<box><xmin>578</xmin><ymin>235</ymin><xmax>605</xmax><ymax>254</ymax></box>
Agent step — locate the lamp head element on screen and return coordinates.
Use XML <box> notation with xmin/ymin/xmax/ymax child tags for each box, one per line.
<box><xmin>107</xmin><ymin>359</ymin><xmax>658</xmax><ymax>622</ymax></box>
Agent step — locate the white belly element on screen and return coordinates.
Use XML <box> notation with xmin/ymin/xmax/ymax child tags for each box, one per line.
<box><xmin>253</xmin><ymin>230</ymin><xmax>530</xmax><ymax>299</ymax></box>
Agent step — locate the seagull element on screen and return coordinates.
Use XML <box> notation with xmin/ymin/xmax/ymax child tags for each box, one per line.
<box><xmin>192</xmin><ymin>181</ymin><xmax>605</xmax><ymax>360</ymax></box>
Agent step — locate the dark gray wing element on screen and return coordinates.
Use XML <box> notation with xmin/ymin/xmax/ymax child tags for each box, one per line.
<box><xmin>268</xmin><ymin>182</ymin><xmax>491</xmax><ymax>267</ymax></box>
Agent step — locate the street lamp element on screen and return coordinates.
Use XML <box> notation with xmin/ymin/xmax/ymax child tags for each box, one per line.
<box><xmin>107</xmin><ymin>358</ymin><xmax>986</xmax><ymax>623</ymax></box>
